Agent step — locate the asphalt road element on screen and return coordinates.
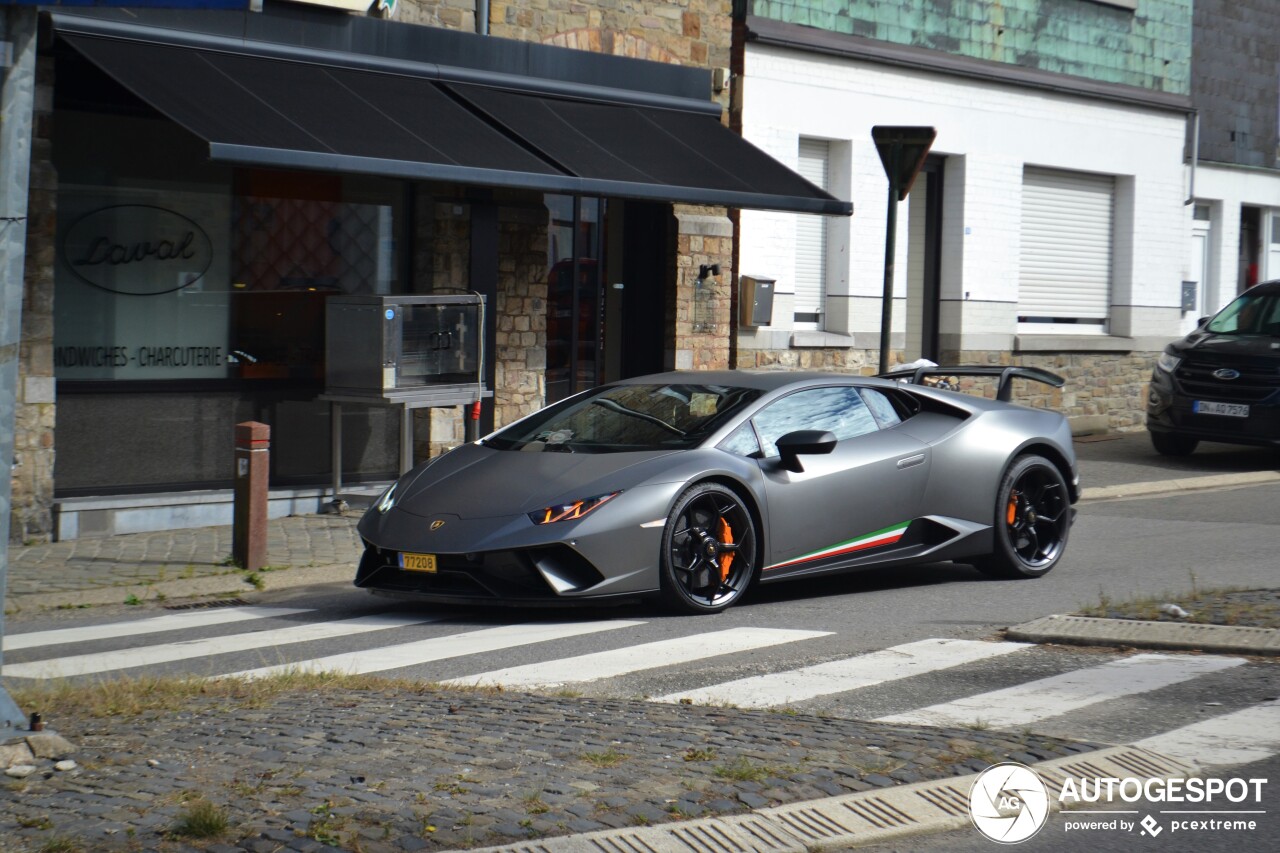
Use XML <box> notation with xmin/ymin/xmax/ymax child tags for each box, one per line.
<box><xmin>7</xmin><ymin>482</ymin><xmax>1278</xmax><ymax>678</ymax></box>
<box><xmin>6</xmin><ymin>483</ymin><xmax>1278</xmax><ymax>737</ymax></box>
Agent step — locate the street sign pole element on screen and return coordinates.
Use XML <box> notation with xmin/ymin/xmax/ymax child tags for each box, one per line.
<box><xmin>878</xmin><ymin>142</ymin><xmax>901</xmax><ymax>374</ymax></box>
<box><xmin>0</xmin><ymin>4</ymin><xmax>38</xmax><ymax>737</ymax></box>
<box><xmin>871</xmin><ymin>126</ymin><xmax>937</xmax><ymax>374</ymax></box>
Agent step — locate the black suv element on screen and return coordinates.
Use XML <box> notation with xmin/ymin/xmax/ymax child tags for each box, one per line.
<box><xmin>1147</xmin><ymin>279</ymin><xmax>1280</xmax><ymax>455</ymax></box>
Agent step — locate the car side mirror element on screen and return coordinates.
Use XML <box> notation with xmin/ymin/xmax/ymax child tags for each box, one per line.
<box><xmin>776</xmin><ymin>430</ymin><xmax>837</xmax><ymax>473</ymax></box>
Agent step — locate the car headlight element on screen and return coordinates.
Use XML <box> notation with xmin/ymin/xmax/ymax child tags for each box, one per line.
<box><xmin>1156</xmin><ymin>351</ymin><xmax>1182</xmax><ymax>374</ymax></box>
<box><xmin>530</xmin><ymin>491</ymin><xmax>621</xmax><ymax>525</ymax></box>
<box><xmin>375</xmin><ymin>482</ymin><xmax>398</xmax><ymax>514</ymax></box>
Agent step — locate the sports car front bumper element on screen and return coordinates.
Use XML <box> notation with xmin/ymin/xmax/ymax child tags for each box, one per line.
<box><xmin>353</xmin><ymin>485</ymin><xmax>678</xmax><ymax>604</ymax></box>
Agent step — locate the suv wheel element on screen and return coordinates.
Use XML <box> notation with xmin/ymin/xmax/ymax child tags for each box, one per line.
<box><xmin>1150</xmin><ymin>431</ymin><xmax>1199</xmax><ymax>456</ymax></box>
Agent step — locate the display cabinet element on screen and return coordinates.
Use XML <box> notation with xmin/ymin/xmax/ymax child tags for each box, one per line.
<box><xmin>325</xmin><ymin>294</ymin><xmax>484</xmax><ymax>400</ymax></box>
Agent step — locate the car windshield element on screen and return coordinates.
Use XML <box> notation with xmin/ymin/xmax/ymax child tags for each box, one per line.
<box><xmin>483</xmin><ymin>383</ymin><xmax>762</xmax><ymax>453</ymax></box>
<box><xmin>1205</xmin><ymin>289</ymin><xmax>1280</xmax><ymax>336</ymax></box>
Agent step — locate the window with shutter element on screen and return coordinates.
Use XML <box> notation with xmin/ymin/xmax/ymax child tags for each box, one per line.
<box><xmin>1018</xmin><ymin>167</ymin><xmax>1114</xmax><ymax>330</ymax></box>
<box><xmin>795</xmin><ymin>139</ymin><xmax>830</xmax><ymax>328</ymax></box>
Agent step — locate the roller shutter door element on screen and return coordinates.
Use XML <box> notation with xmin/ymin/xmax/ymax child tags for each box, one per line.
<box><xmin>1018</xmin><ymin>167</ymin><xmax>1113</xmax><ymax>321</ymax></box>
<box><xmin>794</xmin><ymin>139</ymin><xmax>829</xmax><ymax>324</ymax></box>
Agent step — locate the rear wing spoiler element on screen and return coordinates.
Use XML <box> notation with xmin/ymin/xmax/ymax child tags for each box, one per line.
<box><xmin>879</xmin><ymin>365</ymin><xmax>1065</xmax><ymax>402</ymax></box>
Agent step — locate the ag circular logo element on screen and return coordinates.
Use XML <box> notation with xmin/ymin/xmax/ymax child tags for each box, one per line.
<box><xmin>969</xmin><ymin>762</ymin><xmax>1050</xmax><ymax>844</ymax></box>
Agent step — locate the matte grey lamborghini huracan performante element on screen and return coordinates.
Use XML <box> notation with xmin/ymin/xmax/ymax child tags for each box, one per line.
<box><xmin>355</xmin><ymin>368</ymin><xmax>1079</xmax><ymax>614</ymax></box>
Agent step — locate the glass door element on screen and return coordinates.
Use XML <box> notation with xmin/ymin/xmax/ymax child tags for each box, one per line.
<box><xmin>545</xmin><ymin>195</ymin><xmax>604</xmax><ymax>404</ymax></box>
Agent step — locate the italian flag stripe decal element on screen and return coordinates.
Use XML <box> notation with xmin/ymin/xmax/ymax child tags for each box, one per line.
<box><xmin>765</xmin><ymin>522</ymin><xmax>911</xmax><ymax>571</ymax></box>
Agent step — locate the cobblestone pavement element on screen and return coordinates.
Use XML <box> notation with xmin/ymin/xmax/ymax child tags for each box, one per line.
<box><xmin>0</xmin><ymin>686</ymin><xmax>1099</xmax><ymax>853</ymax></box>
<box><xmin>5</xmin><ymin>514</ymin><xmax>362</xmax><ymax>599</ymax></box>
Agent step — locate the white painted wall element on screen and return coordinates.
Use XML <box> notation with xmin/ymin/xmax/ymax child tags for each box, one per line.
<box><xmin>1190</xmin><ymin>163</ymin><xmax>1280</xmax><ymax>318</ymax></box>
<box><xmin>737</xmin><ymin>44</ymin><xmax>1189</xmax><ymax>353</ymax></box>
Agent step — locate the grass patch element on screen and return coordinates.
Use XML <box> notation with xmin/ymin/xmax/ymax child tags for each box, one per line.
<box><xmin>1078</xmin><ymin>586</ymin><xmax>1279</xmax><ymax>629</ymax></box>
<box><xmin>713</xmin><ymin>756</ymin><xmax>786</xmax><ymax>782</ymax></box>
<box><xmin>522</xmin><ymin>792</ymin><xmax>549</xmax><ymax>814</ymax></box>
<box><xmin>9</xmin><ymin>670</ymin><xmax>500</xmax><ymax>720</ymax></box>
<box><xmin>38</xmin><ymin>837</ymin><xmax>82</xmax><ymax>853</ymax></box>
<box><xmin>169</xmin><ymin>799</ymin><xmax>229</xmax><ymax>840</ymax></box>
<box><xmin>580</xmin><ymin>748</ymin><xmax>629</xmax><ymax>768</ymax></box>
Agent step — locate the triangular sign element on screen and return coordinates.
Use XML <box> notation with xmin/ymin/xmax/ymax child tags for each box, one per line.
<box><xmin>871</xmin><ymin>126</ymin><xmax>937</xmax><ymax>201</ymax></box>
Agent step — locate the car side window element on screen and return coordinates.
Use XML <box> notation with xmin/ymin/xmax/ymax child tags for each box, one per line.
<box><xmin>860</xmin><ymin>388</ymin><xmax>903</xmax><ymax>428</ymax></box>
<box><xmin>751</xmin><ymin>386</ymin><xmax>879</xmax><ymax>458</ymax></box>
<box><xmin>720</xmin><ymin>422</ymin><xmax>762</xmax><ymax>457</ymax></box>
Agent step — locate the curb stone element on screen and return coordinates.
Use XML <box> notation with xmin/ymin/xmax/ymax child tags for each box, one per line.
<box><xmin>1080</xmin><ymin>470</ymin><xmax>1280</xmax><ymax>501</ymax></box>
<box><xmin>4</xmin><ymin>562</ymin><xmax>354</xmax><ymax>612</ymax></box>
<box><xmin>1007</xmin><ymin>614</ymin><xmax>1280</xmax><ymax>656</ymax></box>
<box><xmin>469</xmin><ymin>746</ymin><xmax>1196</xmax><ymax>853</ymax></box>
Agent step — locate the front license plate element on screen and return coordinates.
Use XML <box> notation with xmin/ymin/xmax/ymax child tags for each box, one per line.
<box><xmin>399</xmin><ymin>552</ymin><xmax>437</xmax><ymax>573</ymax></box>
<box><xmin>1193</xmin><ymin>400</ymin><xmax>1250</xmax><ymax>418</ymax></box>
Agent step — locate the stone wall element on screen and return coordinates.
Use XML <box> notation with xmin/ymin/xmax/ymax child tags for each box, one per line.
<box><xmin>10</xmin><ymin>54</ymin><xmax>56</xmax><ymax>545</ymax></box>
<box><xmin>494</xmin><ymin>205</ymin><xmax>550</xmax><ymax>428</ymax></box>
<box><xmin>673</xmin><ymin>209</ymin><xmax>734</xmax><ymax>370</ymax></box>
<box><xmin>395</xmin><ymin>0</ymin><xmax>732</xmax><ymax>71</ymax></box>
<box><xmin>490</xmin><ymin>0</ymin><xmax>731</xmax><ymax>70</ymax></box>
<box><xmin>737</xmin><ymin>343</ymin><xmax>1154</xmax><ymax>432</ymax></box>
<box><xmin>942</xmin><ymin>350</ymin><xmax>1155</xmax><ymax>432</ymax></box>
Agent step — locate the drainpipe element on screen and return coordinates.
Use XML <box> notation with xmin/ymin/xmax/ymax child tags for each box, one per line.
<box><xmin>476</xmin><ymin>0</ymin><xmax>489</xmax><ymax>35</ymax></box>
<box><xmin>1185</xmin><ymin>109</ymin><xmax>1199</xmax><ymax>205</ymax></box>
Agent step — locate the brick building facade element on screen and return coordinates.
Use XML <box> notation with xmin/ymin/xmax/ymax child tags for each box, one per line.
<box><xmin>9</xmin><ymin>0</ymin><xmax>833</xmax><ymax>542</ymax></box>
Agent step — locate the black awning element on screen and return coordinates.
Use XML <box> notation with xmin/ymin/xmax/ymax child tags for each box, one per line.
<box><xmin>448</xmin><ymin>82</ymin><xmax>840</xmax><ymax>212</ymax></box>
<box><xmin>61</xmin><ymin>33</ymin><xmax>851</xmax><ymax>216</ymax></box>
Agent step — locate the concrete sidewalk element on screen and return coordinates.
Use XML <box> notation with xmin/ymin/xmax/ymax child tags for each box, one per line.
<box><xmin>4</xmin><ymin>431</ymin><xmax>1277</xmax><ymax>613</ymax></box>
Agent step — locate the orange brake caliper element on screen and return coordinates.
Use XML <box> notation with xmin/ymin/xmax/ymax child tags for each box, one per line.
<box><xmin>1006</xmin><ymin>491</ymin><xmax>1020</xmax><ymax>527</ymax></box>
<box><xmin>717</xmin><ymin>517</ymin><xmax>735</xmax><ymax>581</ymax></box>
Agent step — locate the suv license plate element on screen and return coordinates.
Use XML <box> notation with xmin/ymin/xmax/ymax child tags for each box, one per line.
<box><xmin>399</xmin><ymin>552</ymin><xmax>437</xmax><ymax>573</ymax></box>
<box><xmin>1194</xmin><ymin>401</ymin><xmax>1250</xmax><ymax>418</ymax></box>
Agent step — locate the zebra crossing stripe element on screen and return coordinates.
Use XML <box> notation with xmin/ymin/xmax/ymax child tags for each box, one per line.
<box><xmin>2</xmin><ymin>613</ymin><xmax>442</xmax><ymax>679</ymax></box>
<box><xmin>1134</xmin><ymin>701</ymin><xmax>1280</xmax><ymax>769</ymax></box>
<box><xmin>443</xmin><ymin>627</ymin><xmax>832</xmax><ymax>689</ymax></box>
<box><xmin>875</xmin><ymin>653</ymin><xmax>1246</xmax><ymax>730</ymax></box>
<box><xmin>3</xmin><ymin>607</ymin><xmax>312</xmax><ymax>652</ymax></box>
<box><xmin>651</xmin><ymin>638</ymin><xmax>1030</xmax><ymax>707</ymax></box>
<box><xmin>226</xmin><ymin>620</ymin><xmax>646</xmax><ymax>680</ymax></box>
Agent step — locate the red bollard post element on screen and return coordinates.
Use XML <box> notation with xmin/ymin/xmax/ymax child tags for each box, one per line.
<box><xmin>233</xmin><ymin>421</ymin><xmax>270</xmax><ymax>572</ymax></box>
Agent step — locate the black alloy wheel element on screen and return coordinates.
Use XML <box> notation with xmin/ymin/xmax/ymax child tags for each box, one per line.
<box><xmin>660</xmin><ymin>482</ymin><xmax>758</xmax><ymax>614</ymax></box>
<box><xmin>972</xmin><ymin>454</ymin><xmax>1071</xmax><ymax>579</ymax></box>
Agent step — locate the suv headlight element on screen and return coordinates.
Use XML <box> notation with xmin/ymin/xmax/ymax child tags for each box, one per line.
<box><xmin>1156</xmin><ymin>351</ymin><xmax>1182</xmax><ymax>374</ymax></box>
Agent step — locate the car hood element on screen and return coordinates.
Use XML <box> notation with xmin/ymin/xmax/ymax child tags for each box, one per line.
<box><xmin>1173</xmin><ymin>331</ymin><xmax>1280</xmax><ymax>360</ymax></box>
<box><xmin>392</xmin><ymin>442</ymin><xmax>683</xmax><ymax>520</ymax></box>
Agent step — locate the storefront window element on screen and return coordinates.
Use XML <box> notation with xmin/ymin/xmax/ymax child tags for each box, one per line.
<box><xmin>54</xmin><ymin>170</ymin><xmax>401</xmax><ymax>383</ymax></box>
<box><xmin>51</xmin><ymin>94</ymin><xmax>405</xmax><ymax>493</ymax></box>
<box><xmin>545</xmin><ymin>194</ymin><xmax>604</xmax><ymax>403</ymax></box>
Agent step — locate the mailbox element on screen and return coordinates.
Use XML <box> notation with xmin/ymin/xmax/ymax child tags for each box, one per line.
<box><xmin>739</xmin><ymin>274</ymin><xmax>775</xmax><ymax>327</ymax></box>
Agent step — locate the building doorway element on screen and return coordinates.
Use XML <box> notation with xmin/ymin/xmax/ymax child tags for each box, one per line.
<box><xmin>1239</xmin><ymin>205</ymin><xmax>1261</xmax><ymax>294</ymax></box>
<box><xmin>904</xmin><ymin>155</ymin><xmax>945</xmax><ymax>363</ymax></box>
<box><xmin>546</xmin><ymin>196</ymin><xmax>669</xmax><ymax>404</ymax></box>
